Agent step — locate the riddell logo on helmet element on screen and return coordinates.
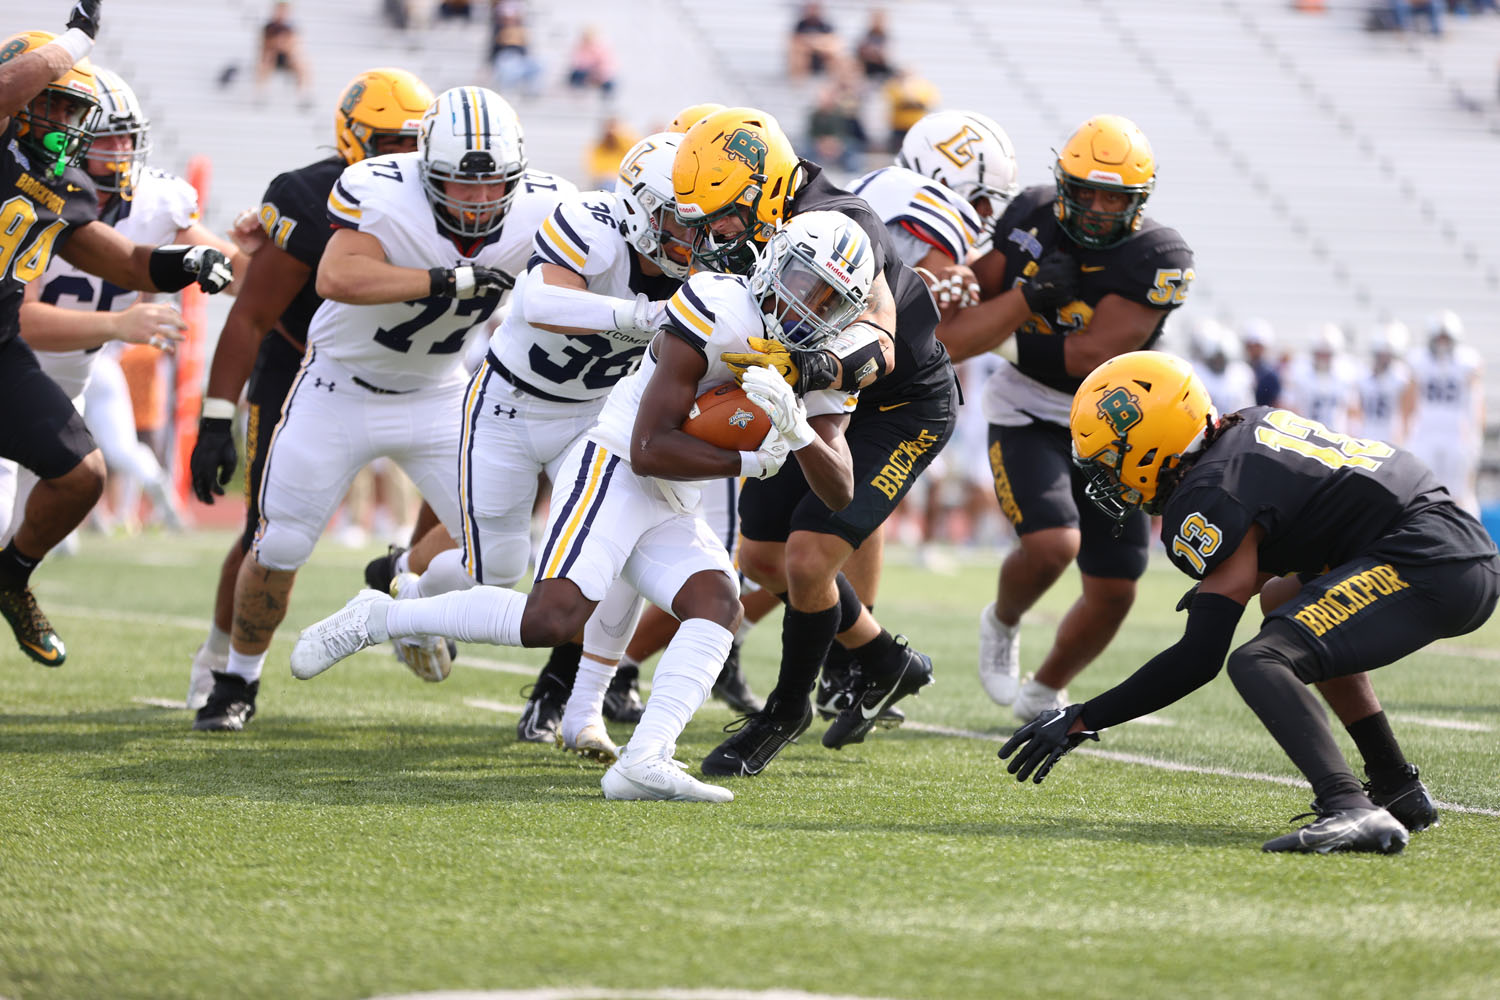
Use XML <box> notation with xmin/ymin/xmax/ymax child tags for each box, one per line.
<box><xmin>823</xmin><ymin>260</ymin><xmax>850</xmax><ymax>283</ymax></box>
<box><xmin>1086</xmin><ymin>169</ymin><xmax>1124</xmax><ymax>184</ymax></box>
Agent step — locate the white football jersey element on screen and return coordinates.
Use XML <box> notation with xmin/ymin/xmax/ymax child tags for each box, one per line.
<box><xmin>1198</xmin><ymin>360</ymin><xmax>1257</xmax><ymax>417</ymax></box>
<box><xmin>590</xmin><ymin>271</ymin><xmax>859</xmax><ymax>476</ymax></box>
<box><xmin>1357</xmin><ymin>362</ymin><xmax>1410</xmax><ymax>445</ymax></box>
<box><xmin>315</xmin><ymin>153</ymin><xmax>574</xmax><ymax>392</ymax></box>
<box><xmin>849</xmin><ymin>165</ymin><xmax>984</xmax><ymax>268</ymax></box>
<box><xmin>32</xmin><ymin>167</ymin><xmax>200</xmax><ymax>397</ymax></box>
<box><xmin>1407</xmin><ymin>345</ymin><xmax>1481</xmax><ymax>441</ymax></box>
<box><xmin>1284</xmin><ymin>359</ymin><xmax>1360</xmax><ymax>432</ymax></box>
<box><xmin>488</xmin><ymin>190</ymin><xmax>665</xmax><ymax>402</ymax></box>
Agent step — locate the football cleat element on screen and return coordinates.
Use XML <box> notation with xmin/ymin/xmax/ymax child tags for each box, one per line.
<box><xmin>815</xmin><ymin>654</ymin><xmax>859</xmax><ymax>721</ymax></box>
<box><xmin>1365</xmin><ymin>763</ymin><xmax>1439</xmax><ymax>832</ymax></box>
<box><xmin>363</xmin><ymin>544</ymin><xmax>407</xmax><ymax>595</ymax></box>
<box><xmin>556</xmin><ymin>720</ymin><xmax>620</xmax><ymax>765</ymax></box>
<box><xmin>602</xmin><ymin>662</ymin><xmax>644</xmax><ymax>724</ymax></box>
<box><xmin>0</xmin><ymin>585</ymin><xmax>66</xmax><ymax>666</ymax></box>
<box><xmin>603</xmin><ymin>746</ymin><xmax>734</xmax><ymax>802</ymax></box>
<box><xmin>290</xmin><ymin>589</ymin><xmax>390</xmax><ymax>680</ymax></box>
<box><xmin>516</xmin><ymin>673</ymin><xmax>568</xmax><ymax>744</ymax></box>
<box><xmin>822</xmin><ymin>637</ymin><xmax>933</xmax><ymax>750</ymax></box>
<box><xmin>1012</xmin><ymin>675</ymin><xmax>1068</xmax><ymax>724</ymax></box>
<box><xmin>389</xmin><ymin>572</ymin><xmax>451</xmax><ymax>683</ymax></box>
<box><xmin>977</xmin><ymin>602</ymin><xmax>1020</xmax><ymax>705</ymax></box>
<box><xmin>186</xmin><ymin>641</ymin><xmax>227</xmax><ymax>710</ymax></box>
<box><xmin>711</xmin><ymin>642</ymin><xmax>764</xmax><ymax>715</ymax></box>
<box><xmin>192</xmin><ymin>671</ymin><xmax>259</xmax><ymax>732</ymax></box>
<box><xmin>701</xmin><ymin>697</ymin><xmax>813</xmax><ymax>777</ymax></box>
<box><xmin>1262</xmin><ymin>806</ymin><xmax>1408</xmax><ymax>855</ymax></box>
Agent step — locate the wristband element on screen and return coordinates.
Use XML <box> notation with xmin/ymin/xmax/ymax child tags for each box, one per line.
<box><xmin>201</xmin><ymin>397</ymin><xmax>237</xmax><ymax>420</ymax></box>
<box><xmin>48</xmin><ymin>27</ymin><xmax>93</xmax><ymax>63</ymax></box>
<box><xmin>1014</xmin><ymin>330</ymin><xmax>1067</xmax><ymax>379</ymax></box>
<box><xmin>739</xmin><ymin>451</ymin><xmax>766</xmax><ymax>479</ymax></box>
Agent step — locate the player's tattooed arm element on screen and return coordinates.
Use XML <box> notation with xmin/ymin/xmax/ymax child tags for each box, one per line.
<box><xmin>855</xmin><ymin>270</ymin><xmax>896</xmax><ymax>331</ymax></box>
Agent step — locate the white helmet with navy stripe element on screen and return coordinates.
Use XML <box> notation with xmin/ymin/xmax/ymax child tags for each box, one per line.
<box><xmin>418</xmin><ymin>86</ymin><xmax>527</xmax><ymax>239</ymax></box>
<box><xmin>614</xmin><ymin>131</ymin><xmax>690</xmax><ymax>278</ymax></box>
<box><xmin>84</xmin><ymin>65</ymin><xmax>151</xmax><ymax>198</ymax></box>
<box><xmin>897</xmin><ymin>110</ymin><xmax>1019</xmax><ymax>221</ymax></box>
<box><xmin>748</xmin><ymin>210</ymin><xmax>875</xmax><ymax>350</ymax></box>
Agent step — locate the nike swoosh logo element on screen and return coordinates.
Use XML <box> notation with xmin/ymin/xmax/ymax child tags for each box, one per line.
<box><xmin>877</xmin><ymin>402</ymin><xmax>910</xmax><ymax>412</ymax></box>
<box><xmin>1080</xmin><ymin>265</ymin><xmax>1106</xmax><ymax>272</ymax></box>
<box><xmin>22</xmin><ymin>640</ymin><xmax>62</xmax><ymax>663</ymax></box>
<box><xmin>860</xmin><ymin>666</ymin><xmax>908</xmax><ymax>720</ymax></box>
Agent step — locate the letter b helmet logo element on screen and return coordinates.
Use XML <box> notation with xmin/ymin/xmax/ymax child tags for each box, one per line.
<box><xmin>1096</xmin><ymin>387</ymin><xmax>1142</xmax><ymax>435</ymax></box>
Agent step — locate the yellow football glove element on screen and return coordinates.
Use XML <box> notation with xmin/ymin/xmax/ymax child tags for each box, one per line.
<box><xmin>722</xmin><ymin>336</ymin><xmax>799</xmax><ymax>388</ymax></box>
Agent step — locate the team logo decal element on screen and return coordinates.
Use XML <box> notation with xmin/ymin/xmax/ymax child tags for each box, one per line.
<box><xmin>936</xmin><ymin>125</ymin><xmax>983</xmax><ymax>168</ymax></box>
<box><xmin>1096</xmin><ymin>387</ymin><xmax>1142</xmax><ymax>435</ymax></box>
<box><xmin>618</xmin><ymin>140</ymin><xmax>656</xmax><ymax>182</ymax></box>
<box><xmin>729</xmin><ymin>408</ymin><xmax>755</xmax><ymax>429</ymax></box>
<box><xmin>339</xmin><ymin>82</ymin><xmax>366</xmax><ymax>116</ymax></box>
<box><xmin>0</xmin><ymin>39</ymin><xmax>28</xmax><ymax>63</ymax></box>
<box><xmin>722</xmin><ymin>128</ymin><xmax>768</xmax><ymax>168</ymax></box>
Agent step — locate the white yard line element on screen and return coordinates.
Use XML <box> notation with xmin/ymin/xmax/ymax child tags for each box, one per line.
<box><xmin>1389</xmin><ymin>713</ymin><xmax>1494</xmax><ymax>733</ymax></box>
<box><xmin>371</xmin><ymin>990</ymin><xmax>906</xmax><ymax>1000</ymax></box>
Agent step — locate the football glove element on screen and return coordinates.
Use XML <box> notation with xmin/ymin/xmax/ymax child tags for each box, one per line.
<box><xmin>1020</xmin><ymin>250</ymin><xmax>1081</xmax><ymax>313</ymax></box>
<box><xmin>739</xmin><ymin>427</ymin><xmax>792</xmax><ymax>480</ymax></box>
<box><xmin>190</xmin><ymin>416</ymin><xmax>237</xmax><ymax>504</ymax></box>
<box><xmin>67</xmin><ymin>0</ymin><xmax>102</xmax><ymax>39</ymax></box>
<box><xmin>611</xmin><ymin>293</ymin><xmax>667</xmax><ymax>343</ymax></box>
<box><xmin>743</xmin><ymin>365</ymin><xmax>816</xmax><ymax>450</ymax></box>
<box><xmin>722</xmin><ymin>336</ymin><xmax>839</xmax><ymax>394</ymax></box>
<box><xmin>428</xmin><ymin>265</ymin><xmax>514</xmax><ymax>300</ymax></box>
<box><xmin>146</xmin><ymin>245</ymin><xmax>233</xmax><ymax>293</ymax></box>
<box><xmin>997</xmin><ymin>703</ymin><xmax>1098</xmax><ymax>784</ymax></box>
<box><xmin>1176</xmin><ymin>584</ymin><xmax>1199</xmax><ymax>613</ymax></box>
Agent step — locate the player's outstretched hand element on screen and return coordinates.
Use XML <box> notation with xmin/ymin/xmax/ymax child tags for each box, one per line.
<box><xmin>67</xmin><ymin>0</ymin><xmax>102</xmax><ymax>39</ymax></box>
<box><xmin>743</xmin><ymin>365</ymin><xmax>815</xmax><ymax>450</ymax></box>
<box><xmin>114</xmin><ymin>301</ymin><xmax>187</xmax><ymax>354</ymax></box>
<box><xmin>998</xmin><ymin>703</ymin><xmax>1098</xmax><ymax>783</ymax></box>
<box><xmin>1020</xmin><ymin>250</ymin><xmax>1080</xmax><ymax>313</ymax></box>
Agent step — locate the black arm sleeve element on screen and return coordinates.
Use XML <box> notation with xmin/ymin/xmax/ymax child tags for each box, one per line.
<box><xmin>1079</xmin><ymin>591</ymin><xmax>1247</xmax><ymax>731</ymax></box>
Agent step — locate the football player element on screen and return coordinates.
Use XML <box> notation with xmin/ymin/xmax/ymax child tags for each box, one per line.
<box><xmin>184</xmin><ymin>66</ymin><xmax>435</xmax><ymax>714</ymax></box>
<box><xmin>1283</xmin><ymin>322</ymin><xmax>1360</xmax><ymax>431</ymax></box>
<box><xmin>1000</xmin><ymin>351</ymin><xmax>1498</xmax><ymax>854</ymax></box>
<box><xmin>938</xmin><ymin>114</ymin><xmax>1195</xmax><ymax>723</ymax></box>
<box><xmin>1189</xmin><ymin>320</ymin><xmax>1256</xmax><ymax>415</ymax></box>
<box><xmin>0</xmin><ymin>16</ymin><xmax>233</xmax><ymax>667</ymax></box>
<box><xmin>673</xmin><ymin>107</ymin><xmax>958</xmax><ymax>774</ymax></box>
<box><xmin>1356</xmin><ymin>321</ymin><xmax>1410</xmax><ymax>446</ymax></box>
<box><xmin>193</xmin><ymin>86</ymin><xmax>568</xmax><ymax>731</ymax></box>
<box><xmin>290</xmin><ymin>210</ymin><xmax>882</xmax><ymax>803</ymax></box>
<box><xmin>1400</xmin><ymin>310</ymin><xmax>1482</xmax><ymax>514</ymax></box>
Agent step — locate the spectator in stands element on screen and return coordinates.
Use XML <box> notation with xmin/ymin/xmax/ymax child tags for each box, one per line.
<box><xmin>584</xmin><ymin>117</ymin><xmax>640</xmax><ymax>189</ymax></box>
<box><xmin>490</xmin><ymin>5</ymin><xmax>542</xmax><ymax>97</ymax></box>
<box><xmin>788</xmin><ymin>2</ymin><xmax>847</xmax><ymax>80</ymax></box>
<box><xmin>856</xmin><ymin>9</ymin><xmax>894</xmax><ymax>81</ymax></box>
<box><xmin>434</xmin><ymin>0</ymin><xmax>474</xmax><ymax>22</ymax></box>
<box><xmin>806</xmin><ymin>83</ymin><xmax>866</xmax><ymax>173</ymax></box>
<box><xmin>567</xmin><ymin>26</ymin><xmax>618</xmax><ymax>100</ymax></box>
<box><xmin>382</xmin><ymin>0</ymin><xmax>413</xmax><ymax>30</ymax></box>
<box><xmin>1378</xmin><ymin>1</ymin><xmax>1444</xmax><ymax>33</ymax></box>
<box><xmin>254</xmin><ymin>2</ymin><xmax>313</xmax><ymax>107</ymax></box>
<box><xmin>1240</xmin><ymin>318</ymin><xmax>1283</xmax><ymax>407</ymax></box>
<box><xmin>882</xmin><ymin>66</ymin><xmax>940</xmax><ymax>151</ymax></box>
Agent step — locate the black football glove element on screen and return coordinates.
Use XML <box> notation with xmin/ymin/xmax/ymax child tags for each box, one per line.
<box><xmin>190</xmin><ymin>417</ymin><xmax>237</xmax><ymax>504</ymax></box>
<box><xmin>1176</xmin><ymin>583</ymin><xmax>1199</xmax><ymax>612</ymax></box>
<box><xmin>1020</xmin><ymin>250</ymin><xmax>1081</xmax><ymax>313</ymax></box>
<box><xmin>428</xmin><ymin>265</ymin><xmax>514</xmax><ymax>300</ymax></box>
<box><xmin>187</xmin><ymin>246</ymin><xmax>233</xmax><ymax>293</ymax></box>
<box><xmin>67</xmin><ymin>0</ymin><xmax>102</xmax><ymax>39</ymax></box>
<box><xmin>998</xmin><ymin>703</ymin><xmax>1098</xmax><ymax>784</ymax></box>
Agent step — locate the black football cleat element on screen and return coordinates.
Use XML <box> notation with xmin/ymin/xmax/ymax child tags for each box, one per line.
<box><xmin>1262</xmin><ymin>806</ymin><xmax>1408</xmax><ymax>855</ymax></box>
<box><xmin>0</xmin><ymin>585</ymin><xmax>66</xmax><ymax>666</ymax></box>
<box><xmin>822</xmin><ymin>637</ymin><xmax>933</xmax><ymax>749</ymax></box>
<box><xmin>515</xmin><ymin>673</ymin><xmax>568</xmax><ymax>744</ymax></box>
<box><xmin>701</xmin><ymin>698</ymin><xmax>813</xmax><ymax>777</ymax></box>
<box><xmin>1365</xmin><ymin>763</ymin><xmax>1439</xmax><ymax>832</ymax></box>
<box><xmin>602</xmin><ymin>662</ymin><xmax>644</xmax><ymax>724</ymax></box>
<box><xmin>193</xmin><ymin>671</ymin><xmax>259</xmax><ymax>731</ymax></box>
<box><xmin>711</xmin><ymin>642</ymin><xmax>763</xmax><ymax>715</ymax></box>
<box><xmin>815</xmin><ymin>653</ymin><xmax>859</xmax><ymax>721</ymax></box>
<box><xmin>363</xmin><ymin>544</ymin><xmax>407</xmax><ymax>595</ymax></box>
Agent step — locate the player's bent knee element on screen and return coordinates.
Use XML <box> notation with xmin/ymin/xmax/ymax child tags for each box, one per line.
<box><xmin>1080</xmin><ymin>575</ymin><xmax>1137</xmax><ymax>614</ymax></box>
<box><xmin>478</xmin><ymin>533</ymin><xmax>531</xmax><ymax>588</ymax></box>
<box><xmin>738</xmin><ymin>541</ymin><xmax>787</xmax><ymax>592</ymax></box>
<box><xmin>1225</xmin><ymin>624</ymin><xmax>1309</xmax><ymax>691</ymax></box>
<box><xmin>672</xmin><ymin>570</ymin><xmax>743</xmax><ymax>632</ymax></box>
<box><xmin>519</xmin><ymin>581</ymin><xmax>593</xmax><ymax>648</ymax></box>
<box><xmin>253</xmin><ymin>520</ymin><xmax>319</xmax><ymax>572</ymax></box>
<box><xmin>54</xmin><ymin>450</ymin><xmax>105</xmax><ymax>502</ymax></box>
<box><xmin>1018</xmin><ymin>527</ymin><xmax>1080</xmax><ymax>571</ymax></box>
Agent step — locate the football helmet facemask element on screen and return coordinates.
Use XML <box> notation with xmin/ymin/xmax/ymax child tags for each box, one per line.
<box><xmin>667</xmin><ymin>102</ymin><xmax>726</xmax><ymax>134</ymax></box>
<box><xmin>418</xmin><ymin>86</ymin><xmax>526</xmax><ymax>240</ymax></box>
<box><xmin>1070</xmin><ymin>351</ymin><xmax>1216</xmax><ymax>528</ymax></box>
<box><xmin>748</xmin><ymin>210</ymin><xmax>874</xmax><ymax>350</ymax></box>
<box><xmin>336</xmin><ymin>67</ymin><xmax>433</xmax><ymax>165</ymax></box>
<box><xmin>1</xmin><ymin>30</ymin><xmax>101</xmax><ymax>177</ymax></box>
<box><xmin>1054</xmin><ymin>114</ymin><xmax>1156</xmax><ymax>250</ymax></box>
<box><xmin>897</xmin><ymin>110</ymin><xmax>1019</xmax><ymax>221</ymax></box>
<box><xmin>673</xmin><ymin>107</ymin><xmax>801</xmax><ymax>274</ymax></box>
<box><xmin>83</xmin><ymin>66</ymin><xmax>149</xmax><ymax>199</ymax></box>
<box><xmin>615</xmin><ymin>132</ymin><xmax>690</xmax><ymax>279</ymax></box>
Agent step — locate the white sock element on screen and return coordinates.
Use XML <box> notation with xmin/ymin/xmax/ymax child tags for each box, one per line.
<box><xmin>626</xmin><ymin>618</ymin><xmax>733</xmax><ymax>759</ymax></box>
<box><xmin>562</xmin><ymin>655</ymin><xmax>616</xmax><ymax>744</ymax></box>
<box><xmin>224</xmin><ymin>646</ymin><xmax>266</xmax><ymax>682</ymax></box>
<box><xmin>734</xmin><ymin>617</ymin><xmax>757</xmax><ymax>644</ymax></box>
<box><xmin>205</xmin><ymin>624</ymin><xmax>231</xmax><ymax>658</ymax></box>
<box><xmin>380</xmin><ymin>585</ymin><xmax>525</xmax><ymax>646</ymax></box>
<box><xmin>409</xmin><ymin>547</ymin><xmax>474</xmax><ymax>599</ymax></box>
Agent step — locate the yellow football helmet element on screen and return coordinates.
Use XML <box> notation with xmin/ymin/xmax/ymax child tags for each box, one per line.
<box><xmin>667</xmin><ymin>102</ymin><xmax>725</xmax><ymax>134</ymax></box>
<box><xmin>1070</xmin><ymin>351</ymin><xmax>1216</xmax><ymax>524</ymax></box>
<box><xmin>1054</xmin><ymin>114</ymin><xmax>1155</xmax><ymax>249</ymax></box>
<box><xmin>672</xmin><ymin>106</ymin><xmax>801</xmax><ymax>273</ymax></box>
<box><xmin>0</xmin><ymin>30</ymin><xmax>101</xmax><ymax>177</ymax></box>
<box><xmin>334</xmin><ymin>67</ymin><xmax>435</xmax><ymax>165</ymax></box>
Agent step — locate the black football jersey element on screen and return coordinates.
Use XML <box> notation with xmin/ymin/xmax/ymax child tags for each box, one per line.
<box><xmin>991</xmin><ymin>184</ymin><xmax>1194</xmax><ymax>394</ymax></box>
<box><xmin>787</xmin><ymin>160</ymin><xmax>950</xmax><ymax>405</ymax></box>
<box><xmin>1160</xmin><ymin>406</ymin><xmax>1496</xmax><ymax>581</ymax></box>
<box><xmin>257</xmin><ymin>155</ymin><xmax>347</xmax><ymax>348</ymax></box>
<box><xmin>0</xmin><ymin>119</ymin><xmax>99</xmax><ymax>345</ymax></box>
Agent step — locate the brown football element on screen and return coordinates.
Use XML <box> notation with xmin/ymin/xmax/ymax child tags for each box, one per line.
<box><xmin>681</xmin><ymin>383</ymin><xmax>771</xmax><ymax>451</ymax></box>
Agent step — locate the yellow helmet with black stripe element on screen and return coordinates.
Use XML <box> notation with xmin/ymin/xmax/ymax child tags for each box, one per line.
<box><xmin>335</xmin><ymin>67</ymin><xmax>434</xmax><ymax>165</ymax></box>
<box><xmin>667</xmin><ymin>102</ymin><xmax>725</xmax><ymax>134</ymax></box>
<box><xmin>0</xmin><ymin>30</ymin><xmax>101</xmax><ymax>177</ymax></box>
<box><xmin>1054</xmin><ymin>114</ymin><xmax>1156</xmax><ymax>249</ymax></box>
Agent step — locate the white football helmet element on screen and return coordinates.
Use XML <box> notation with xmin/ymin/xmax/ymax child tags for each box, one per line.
<box><xmin>84</xmin><ymin>66</ymin><xmax>150</xmax><ymax>198</ymax></box>
<box><xmin>1427</xmin><ymin>309</ymin><xmax>1464</xmax><ymax>343</ymax></box>
<box><xmin>614</xmin><ymin>132</ymin><xmax>690</xmax><ymax>279</ymax></box>
<box><xmin>1371</xmin><ymin>320</ymin><xmax>1410</xmax><ymax>357</ymax></box>
<box><xmin>897</xmin><ymin>110</ymin><xmax>1019</xmax><ymax>220</ymax></box>
<box><xmin>418</xmin><ymin>86</ymin><xmax>526</xmax><ymax>240</ymax></box>
<box><xmin>748</xmin><ymin>210</ymin><xmax>875</xmax><ymax>350</ymax></box>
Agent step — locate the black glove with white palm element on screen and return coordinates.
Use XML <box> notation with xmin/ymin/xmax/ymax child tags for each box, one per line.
<box><xmin>67</xmin><ymin>0</ymin><xmax>102</xmax><ymax>38</ymax></box>
<box><xmin>428</xmin><ymin>265</ymin><xmax>514</xmax><ymax>300</ymax></box>
<box><xmin>145</xmin><ymin>245</ymin><xmax>233</xmax><ymax>294</ymax></box>
<box><xmin>742</xmin><ymin>365</ymin><xmax>817</xmax><ymax>451</ymax></box>
<box><xmin>1020</xmin><ymin>250</ymin><xmax>1081</xmax><ymax>313</ymax></box>
<box><xmin>997</xmin><ymin>703</ymin><xmax>1098</xmax><ymax>783</ymax></box>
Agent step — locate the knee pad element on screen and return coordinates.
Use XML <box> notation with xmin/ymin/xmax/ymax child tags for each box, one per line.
<box><xmin>474</xmin><ymin>530</ymin><xmax>531</xmax><ymax>587</ymax></box>
<box><xmin>253</xmin><ymin>518</ymin><xmax>318</xmax><ymax>572</ymax></box>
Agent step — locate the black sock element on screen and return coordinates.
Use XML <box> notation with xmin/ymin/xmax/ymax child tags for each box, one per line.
<box><xmin>0</xmin><ymin>540</ymin><xmax>41</xmax><ymax>590</ymax></box>
<box><xmin>768</xmin><ymin>603</ymin><xmax>840</xmax><ymax>717</ymax></box>
<box><xmin>822</xmin><ymin>640</ymin><xmax>856</xmax><ymax>679</ymax></box>
<box><xmin>1346</xmin><ymin>711</ymin><xmax>1408</xmax><ymax>782</ymax></box>
<box><xmin>833</xmin><ymin>573</ymin><xmax>863</xmax><ymax>632</ymax></box>
<box><xmin>851</xmin><ymin>629</ymin><xmax>902</xmax><ymax>680</ymax></box>
<box><xmin>537</xmin><ymin>641</ymin><xmax>582</xmax><ymax>693</ymax></box>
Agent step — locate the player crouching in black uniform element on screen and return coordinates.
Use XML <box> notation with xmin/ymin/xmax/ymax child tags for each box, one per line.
<box><xmin>999</xmin><ymin>351</ymin><xmax>1499</xmax><ymax>854</ymax></box>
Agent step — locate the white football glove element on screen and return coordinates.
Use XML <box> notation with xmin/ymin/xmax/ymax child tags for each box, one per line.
<box><xmin>739</xmin><ymin>426</ymin><xmax>792</xmax><ymax>480</ymax></box>
<box><xmin>743</xmin><ymin>365</ymin><xmax>816</xmax><ymax>450</ymax></box>
<box><xmin>612</xmin><ymin>293</ymin><xmax>667</xmax><ymax>342</ymax></box>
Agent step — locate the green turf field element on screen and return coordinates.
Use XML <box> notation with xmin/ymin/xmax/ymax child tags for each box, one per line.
<box><xmin>3</xmin><ymin>531</ymin><xmax>1498</xmax><ymax>1000</ymax></box>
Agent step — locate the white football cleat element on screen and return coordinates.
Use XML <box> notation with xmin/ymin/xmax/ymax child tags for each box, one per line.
<box><xmin>1013</xmin><ymin>675</ymin><xmax>1068</xmax><ymax>723</ymax></box>
<box><xmin>186</xmin><ymin>642</ymin><xmax>226</xmax><ymax>710</ymax></box>
<box><xmin>556</xmin><ymin>720</ymin><xmax>620</xmax><ymax>765</ymax></box>
<box><xmin>602</xmin><ymin>746</ymin><xmax>734</xmax><ymax>803</ymax></box>
<box><xmin>389</xmin><ymin>572</ymin><xmax>451</xmax><ymax>683</ymax></box>
<box><xmin>977</xmin><ymin>602</ymin><xmax>1020</xmax><ymax>705</ymax></box>
<box><xmin>291</xmin><ymin>589</ymin><xmax>390</xmax><ymax>680</ymax></box>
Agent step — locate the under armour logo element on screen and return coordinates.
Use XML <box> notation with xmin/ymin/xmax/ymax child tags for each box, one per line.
<box><xmin>492</xmin><ymin>404</ymin><xmax>517</xmax><ymax>419</ymax></box>
<box><xmin>313</xmin><ymin>377</ymin><xmax>335</xmax><ymax>392</ymax></box>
